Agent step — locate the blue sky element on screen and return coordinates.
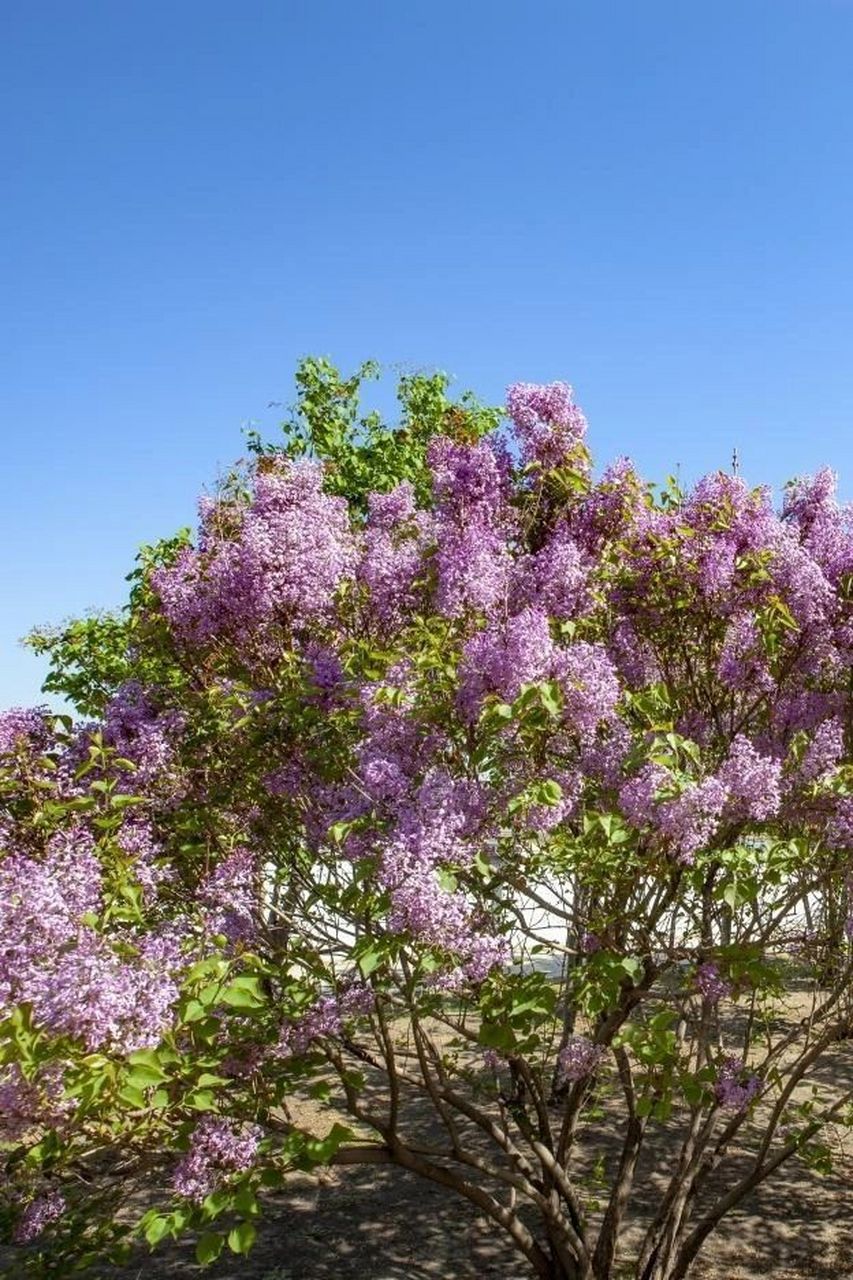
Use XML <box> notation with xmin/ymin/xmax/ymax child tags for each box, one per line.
<box><xmin>2</xmin><ymin>0</ymin><xmax>853</xmax><ymax>708</ymax></box>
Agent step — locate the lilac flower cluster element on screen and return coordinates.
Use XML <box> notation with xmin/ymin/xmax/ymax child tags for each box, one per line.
<box><xmin>512</xmin><ymin>526</ymin><xmax>590</xmax><ymax>620</ymax></box>
<box><xmin>116</xmin><ymin>818</ymin><xmax>170</xmax><ymax>898</ymax></box>
<box><xmin>784</xmin><ymin>467</ymin><xmax>853</xmax><ymax>585</ymax></box>
<box><xmin>619</xmin><ymin>766</ymin><xmax>728</xmax><ymax>863</ymax></box>
<box><xmin>557</xmin><ymin>1034</ymin><xmax>605</xmax><ymax>1083</ymax></box>
<box><xmin>551</xmin><ymin>642</ymin><xmax>620</xmax><ymax>742</ymax></box>
<box><xmin>102</xmin><ymin>681</ymin><xmax>184</xmax><ymax>785</ymax></box>
<box><xmin>32</xmin><ymin>931</ymin><xmax>180</xmax><ymax>1053</ymax></box>
<box><xmin>0</xmin><ymin>821</ymin><xmax>182</xmax><ymax>1051</ymax></box>
<box><xmin>458</xmin><ymin>607</ymin><xmax>619</xmax><ymax>741</ymax></box>
<box><xmin>459</xmin><ymin>607</ymin><xmax>554</xmax><ymax>716</ymax></box>
<box><xmin>154</xmin><ymin>459</ymin><xmax>357</xmax><ymax>649</ymax></box>
<box><xmin>717</xmin><ymin>736</ymin><xmax>782</xmax><ymax>823</ymax></box>
<box><xmin>375</xmin><ymin>769</ymin><xmax>503</xmax><ymax>980</ymax></box>
<box><xmin>276</xmin><ymin>981</ymin><xmax>374</xmax><ymax>1059</ymax></box>
<box><xmin>714</xmin><ymin>1056</ymin><xmax>761</xmax><ymax>1110</ymax></box>
<box><xmin>525</xmin><ymin>769</ymin><xmax>583</xmax><ymax>834</ymax></box>
<box><xmin>608</xmin><ymin>618</ymin><xmax>660</xmax><ymax>688</ymax></box>
<box><xmin>171</xmin><ymin>1116</ymin><xmax>263</xmax><ymax>1203</ymax></box>
<box><xmin>799</xmin><ymin>717</ymin><xmax>845</xmax><ymax>783</ymax></box>
<box><xmin>569</xmin><ymin>456</ymin><xmax>644</xmax><ymax>553</ymax></box>
<box><xmin>359</xmin><ymin>482</ymin><xmax>433</xmax><ymax>628</ymax></box>
<box><xmin>0</xmin><ymin>706</ymin><xmax>50</xmax><ymax>756</ymax></box>
<box><xmin>694</xmin><ymin>962</ymin><xmax>731</xmax><ymax>1004</ymax></box>
<box><xmin>716</xmin><ymin>614</ymin><xmax>775</xmax><ymax>695</ymax></box>
<box><xmin>198</xmin><ymin>848</ymin><xmax>259</xmax><ymax>945</ymax></box>
<box><xmin>0</xmin><ymin>825</ymin><xmax>102</xmax><ymax>1012</ymax></box>
<box><xmin>0</xmin><ymin>1063</ymin><xmax>71</xmax><ymax>1143</ymax></box>
<box><xmin>13</xmin><ymin>1189</ymin><xmax>66</xmax><ymax>1243</ymax></box>
<box><xmin>428</xmin><ymin>435</ymin><xmax>512</xmax><ymax>618</ymax></box>
<box><xmin>505</xmin><ymin>381</ymin><xmax>588</xmax><ymax>470</ymax></box>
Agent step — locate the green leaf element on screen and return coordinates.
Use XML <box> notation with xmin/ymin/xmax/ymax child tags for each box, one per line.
<box><xmin>196</xmin><ymin>1231</ymin><xmax>224</xmax><ymax>1266</ymax></box>
<box><xmin>355</xmin><ymin>945</ymin><xmax>382</xmax><ymax>978</ymax></box>
<box><xmin>540</xmin><ymin>779</ymin><xmax>563</xmax><ymax>806</ymax></box>
<box><xmin>143</xmin><ymin>1214</ymin><xmax>171</xmax><ymax>1247</ymax></box>
<box><xmin>220</xmin><ymin>976</ymin><xmax>267</xmax><ymax>1009</ymax></box>
<box><xmin>233</xmin><ymin>1185</ymin><xmax>261</xmax><ymax>1217</ymax></box>
<box><xmin>118</xmin><ymin>1084</ymin><xmax>146</xmax><ymax>1108</ymax></box>
<box><xmin>187</xmin><ymin>1089</ymin><xmax>217</xmax><ymax>1111</ymax></box>
<box><xmin>127</xmin><ymin>1063</ymin><xmax>168</xmax><ymax>1088</ymax></box>
<box><xmin>228</xmin><ymin>1221</ymin><xmax>257</xmax><ymax>1255</ymax></box>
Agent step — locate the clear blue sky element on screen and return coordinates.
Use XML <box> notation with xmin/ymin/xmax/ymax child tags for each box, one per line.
<box><xmin>3</xmin><ymin>0</ymin><xmax>853</xmax><ymax>709</ymax></box>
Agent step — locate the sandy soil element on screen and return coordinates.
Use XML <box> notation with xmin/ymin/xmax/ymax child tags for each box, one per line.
<box><xmin>17</xmin><ymin>991</ymin><xmax>853</xmax><ymax>1279</ymax></box>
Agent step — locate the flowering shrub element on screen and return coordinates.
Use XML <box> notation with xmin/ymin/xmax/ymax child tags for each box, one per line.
<box><xmin>6</xmin><ymin>356</ymin><xmax>853</xmax><ymax>1280</ymax></box>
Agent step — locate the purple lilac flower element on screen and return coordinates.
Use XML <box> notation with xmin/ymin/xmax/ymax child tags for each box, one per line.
<box><xmin>458</xmin><ymin>612</ymin><xmax>618</xmax><ymax>743</ymax></box>
<box><xmin>303</xmin><ymin>642</ymin><xmax>346</xmax><ymax>705</ymax></box>
<box><xmin>620</xmin><ymin>767</ymin><xmax>727</xmax><ymax>863</ymax></box>
<box><xmin>714</xmin><ymin>1056</ymin><xmax>761</xmax><ymax>1110</ymax></box>
<box><xmin>717</xmin><ymin>614</ymin><xmax>774</xmax><ymax>695</ymax></box>
<box><xmin>0</xmin><ymin>826</ymin><xmax>102</xmax><ymax>1014</ymax></box>
<box><xmin>511</xmin><ymin>526</ymin><xmax>590</xmax><ymax>620</ymax></box>
<box><xmin>102</xmin><ymin>681</ymin><xmax>184</xmax><ymax>785</ymax></box>
<box><xmin>558</xmin><ymin>1034</ymin><xmax>604</xmax><ymax>1083</ymax></box>
<box><xmin>428</xmin><ymin>436</ymin><xmax>512</xmax><ymax>618</ymax></box>
<box><xmin>0</xmin><ymin>1063</ymin><xmax>71</xmax><ymax>1143</ymax></box>
<box><xmin>570</xmin><ymin>457</ymin><xmax>644</xmax><ymax>553</ymax></box>
<box><xmin>526</xmin><ymin>770</ymin><xmax>583</xmax><ymax>833</ymax></box>
<box><xmin>356</xmin><ymin>681</ymin><xmax>439</xmax><ymax>807</ymax></box>
<box><xmin>276</xmin><ymin>982</ymin><xmax>374</xmax><ymax>1059</ymax></box>
<box><xmin>608</xmin><ymin>618</ymin><xmax>659</xmax><ymax>688</ymax></box>
<box><xmin>172</xmin><ymin>1116</ymin><xmax>263</xmax><ymax>1203</ymax></box>
<box><xmin>33</xmin><ymin>931</ymin><xmax>179</xmax><ymax>1053</ymax></box>
<box><xmin>579</xmin><ymin>722</ymin><xmax>632</xmax><ymax>791</ymax></box>
<box><xmin>359</xmin><ymin>483</ymin><xmax>433</xmax><ymax>628</ymax></box>
<box><xmin>0</xmin><ymin>707</ymin><xmax>50</xmax><ymax>756</ymax></box>
<box><xmin>655</xmin><ymin>777</ymin><xmax>728</xmax><ymax>863</ymax></box>
<box><xmin>828</xmin><ymin>797</ymin><xmax>853</xmax><ymax>850</ymax></box>
<box><xmin>198</xmin><ymin>848</ymin><xmax>258</xmax><ymax>945</ymax></box>
<box><xmin>551</xmin><ymin>642</ymin><xmax>620</xmax><ymax>742</ymax></box>
<box><xmin>799</xmin><ymin>717</ymin><xmax>845</xmax><ymax>783</ymax></box>
<box><xmin>13</xmin><ymin>1190</ymin><xmax>66</xmax><ymax>1243</ymax></box>
<box><xmin>116</xmin><ymin>818</ymin><xmax>171</xmax><ymax>897</ymax></box>
<box><xmin>784</xmin><ymin>468</ymin><xmax>853</xmax><ymax>584</ymax></box>
<box><xmin>458</xmin><ymin>607</ymin><xmax>554</xmax><ymax>720</ymax></box>
<box><xmin>506</xmin><ymin>381</ymin><xmax>588</xmax><ymax>470</ymax></box>
<box><xmin>717</xmin><ymin>736</ymin><xmax>782</xmax><ymax>823</ymax></box>
<box><xmin>695</xmin><ymin>962</ymin><xmax>731</xmax><ymax>1004</ymax></box>
<box><xmin>154</xmin><ymin>459</ymin><xmax>357</xmax><ymax>649</ymax></box>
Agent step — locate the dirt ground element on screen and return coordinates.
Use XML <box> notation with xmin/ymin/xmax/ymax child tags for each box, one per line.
<box><xmin>100</xmin><ymin>1139</ymin><xmax>853</xmax><ymax>1280</ymax></box>
<box><xmin>105</xmin><ymin>1010</ymin><xmax>853</xmax><ymax>1279</ymax></box>
<box><xmin>19</xmin><ymin>988</ymin><xmax>853</xmax><ymax>1279</ymax></box>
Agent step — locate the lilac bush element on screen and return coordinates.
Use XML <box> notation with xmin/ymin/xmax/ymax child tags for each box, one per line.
<box><xmin>5</xmin><ymin>356</ymin><xmax>853</xmax><ymax>1280</ymax></box>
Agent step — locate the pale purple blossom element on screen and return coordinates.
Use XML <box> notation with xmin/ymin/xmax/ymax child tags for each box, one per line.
<box><xmin>558</xmin><ymin>1035</ymin><xmax>604</xmax><ymax>1083</ymax></box>
<box><xmin>620</xmin><ymin>767</ymin><xmax>727</xmax><ymax>862</ymax></box>
<box><xmin>13</xmin><ymin>1189</ymin><xmax>66</xmax><ymax>1243</ymax></box>
<box><xmin>799</xmin><ymin>717</ymin><xmax>845</xmax><ymax>783</ymax></box>
<box><xmin>359</xmin><ymin>483</ymin><xmax>433</xmax><ymax>627</ymax></box>
<box><xmin>172</xmin><ymin>1116</ymin><xmax>263</xmax><ymax>1202</ymax></box>
<box><xmin>506</xmin><ymin>381</ymin><xmax>588</xmax><ymax>470</ymax></box>
<box><xmin>717</xmin><ymin>736</ymin><xmax>782</xmax><ymax>822</ymax></box>
<box><xmin>198</xmin><ymin>848</ymin><xmax>259</xmax><ymax>945</ymax></box>
<box><xmin>428</xmin><ymin>436</ymin><xmax>512</xmax><ymax>618</ymax></box>
<box><xmin>154</xmin><ymin>459</ymin><xmax>357</xmax><ymax>649</ymax></box>
<box><xmin>714</xmin><ymin>1056</ymin><xmax>761</xmax><ymax>1110</ymax></box>
<box><xmin>0</xmin><ymin>706</ymin><xmax>50</xmax><ymax>756</ymax></box>
<box><xmin>695</xmin><ymin>962</ymin><xmax>731</xmax><ymax>1004</ymax></box>
<box><xmin>276</xmin><ymin>982</ymin><xmax>374</xmax><ymax>1059</ymax></box>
